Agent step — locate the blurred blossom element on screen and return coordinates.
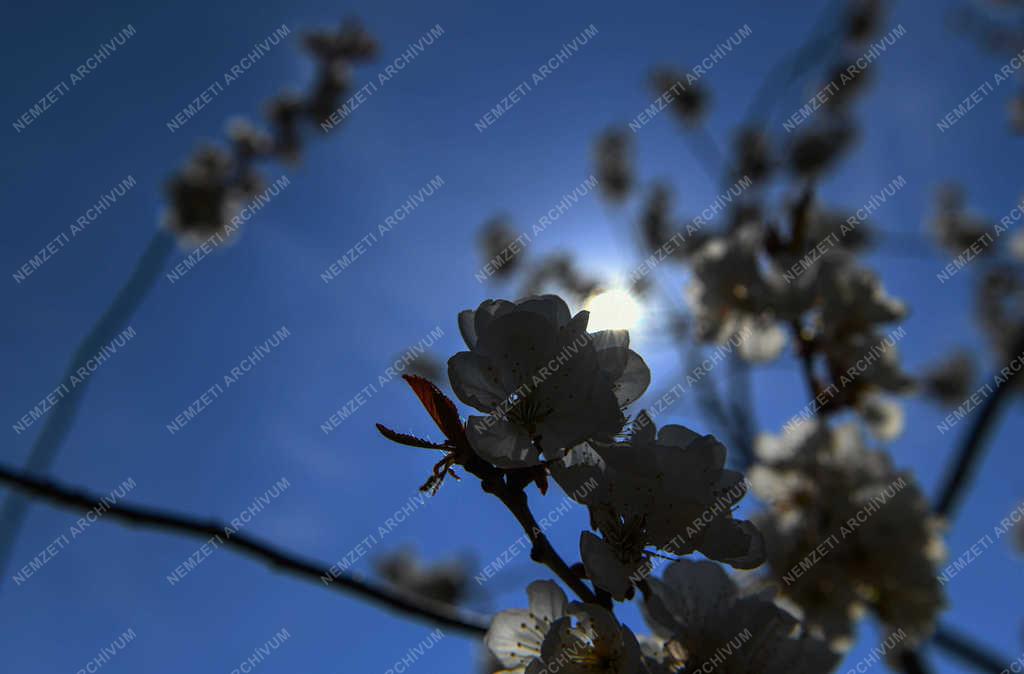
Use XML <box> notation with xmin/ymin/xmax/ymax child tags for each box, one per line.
<box><xmin>788</xmin><ymin>117</ymin><xmax>856</xmax><ymax>177</ymax></box>
<box><xmin>595</xmin><ymin>129</ymin><xmax>633</xmax><ymax>202</ymax></box>
<box><xmin>165</xmin><ymin>21</ymin><xmax>376</xmax><ymax>242</ymax></box>
<box><xmin>822</xmin><ymin>59</ymin><xmax>873</xmax><ymax>110</ymax></box>
<box><xmin>1011</xmin><ymin>227</ymin><xmax>1024</xmax><ymax>260</ymax></box>
<box><xmin>640</xmin><ymin>183</ymin><xmax>675</xmax><ymax>255</ymax></box>
<box><xmin>929</xmin><ymin>184</ymin><xmax>994</xmax><ymax>256</ymax></box>
<box><xmin>638</xmin><ymin>184</ymin><xmax>710</xmax><ymax>258</ymax></box>
<box><xmin>227</xmin><ymin>118</ymin><xmax>274</xmax><ymax>160</ymax></box>
<box><xmin>302</xmin><ymin>19</ymin><xmax>378</xmax><ymax>62</ymax></box>
<box><xmin>687</xmin><ymin>226</ymin><xmax>789</xmax><ymax>363</ymax></box>
<box><xmin>822</xmin><ymin>329</ymin><xmax>915</xmax><ymax>413</ymax></box>
<box><xmin>750</xmin><ymin>422</ymin><xmax>946</xmax><ymax>649</ymax></box>
<box><xmin>732</xmin><ymin>127</ymin><xmax>774</xmax><ymax>184</ymax></box>
<box><xmin>858</xmin><ymin>395</ymin><xmax>905</xmax><ymax>441</ymax></box>
<box><xmin>919</xmin><ymin>351</ymin><xmax>975</xmax><ymax>407</ymax></box>
<box><xmin>164</xmin><ymin>146</ymin><xmax>258</xmax><ymax>242</ymax></box>
<box><xmin>521</xmin><ymin>253</ymin><xmax>602</xmax><ymax>302</ymax></box>
<box><xmin>267</xmin><ymin>93</ymin><xmax>306</xmax><ymax>161</ymax></box>
<box><xmin>651</xmin><ymin>68</ymin><xmax>708</xmax><ymax>126</ymax></box>
<box><xmin>976</xmin><ymin>263</ymin><xmax>1024</xmax><ymax>364</ymax></box>
<box><xmin>817</xmin><ymin>259</ymin><xmax>907</xmax><ymax>343</ymax></box>
<box><xmin>478</xmin><ymin>216</ymin><xmax>526</xmax><ymax>279</ymax></box>
<box><xmin>401</xmin><ymin>350</ymin><xmax>445</xmax><ymax>384</ymax></box>
<box><xmin>374</xmin><ymin>547</ymin><xmax>470</xmax><ymax>605</ymax></box>
<box><xmin>1008</xmin><ymin>93</ymin><xmax>1024</xmax><ymax>134</ymax></box>
<box><xmin>305</xmin><ymin>61</ymin><xmax>354</xmax><ymax>123</ymax></box>
<box><xmin>808</xmin><ymin>207</ymin><xmax>874</xmax><ymax>252</ymax></box>
<box><xmin>844</xmin><ymin>0</ymin><xmax>884</xmax><ymax>44</ymax></box>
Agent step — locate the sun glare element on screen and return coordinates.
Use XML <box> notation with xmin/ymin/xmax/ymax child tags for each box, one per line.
<box><xmin>584</xmin><ymin>289</ymin><xmax>643</xmax><ymax>331</ymax></box>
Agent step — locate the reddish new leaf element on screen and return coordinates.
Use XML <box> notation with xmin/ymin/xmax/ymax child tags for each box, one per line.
<box><xmin>402</xmin><ymin>375</ymin><xmax>467</xmax><ymax>445</ymax></box>
<box><xmin>375</xmin><ymin>423</ymin><xmax>449</xmax><ymax>450</ymax></box>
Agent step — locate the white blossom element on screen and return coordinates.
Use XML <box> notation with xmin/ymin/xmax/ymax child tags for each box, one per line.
<box><xmin>449</xmin><ymin>295</ymin><xmax>650</xmax><ymax>467</ymax></box>
<box><xmin>643</xmin><ymin>559</ymin><xmax>837</xmax><ymax>674</ymax></box>
<box><xmin>485</xmin><ymin>580</ymin><xmax>643</xmax><ymax>674</ymax></box>
<box><xmin>553</xmin><ymin>414</ymin><xmax>765</xmax><ymax>600</ymax></box>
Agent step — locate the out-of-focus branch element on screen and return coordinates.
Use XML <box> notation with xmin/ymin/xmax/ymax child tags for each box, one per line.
<box><xmin>898</xmin><ymin>650</ymin><xmax>931</xmax><ymax>674</ymax></box>
<box><xmin>933</xmin><ymin>624</ymin><xmax>1011</xmax><ymax>673</ymax></box>
<box><xmin>727</xmin><ymin>353</ymin><xmax>758</xmax><ymax>468</ymax></box>
<box><xmin>742</xmin><ymin>2</ymin><xmax>841</xmax><ymax>126</ymax></box>
<box><xmin>0</xmin><ymin>464</ymin><xmax>490</xmax><ymax>636</ymax></box>
<box><xmin>934</xmin><ymin>330</ymin><xmax>1024</xmax><ymax>518</ymax></box>
<box><xmin>0</xmin><ymin>232</ymin><xmax>176</xmax><ymax>584</ymax></box>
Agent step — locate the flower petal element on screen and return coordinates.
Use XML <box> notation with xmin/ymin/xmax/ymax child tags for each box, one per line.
<box><xmin>613</xmin><ymin>351</ymin><xmax>651</xmax><ymax>407</ymax></box>
<box><xmin>465</xmin><ymin>415</ymin><xmax>540</xmax><ymax>467</ymax></box>
<box><xmin>591</xmin><ymin>329</ymin><xmax>630</xmax><ymax>377</ymax></box>
<box><xmin>526</xmin><ymin>579</ymin><xmax>569</xmax><ymax>623</ymax></box>
<box><xmin>473</xmin><ymin>300</ymin><xmax>516</xmax><ymax>344</ymax></box>
<box><xmin>516</xmin><ymin>295</ymin><xmax>571</xmax><ymax>328</ymax></box>
<box><xmin>475</xmin><ymin>311</ymin><xmax>559</xmax><ymax>390</ymax></box>
<box><xmin>448</xmin><ymin>352</ymin><xmax>506</xmax><ymax>412</ymax></box>
<box><xmin>486</xmin><ymin>609</ymin><xmax>545</xmax><ymax>668</ymax></box>
<box><xmin>698</xmin><ymin>517</ymin><xmax>766</xmax><ymax>569</ymax></box>
<box><xmin>457</xmin><ymin>309</ymin><xmax>478</xmax><ymax>349</ymax></box>
<box><xmin>580</xmin><ymin>531</ymin><xmax>633</xmax><ymax>601</ymax></box>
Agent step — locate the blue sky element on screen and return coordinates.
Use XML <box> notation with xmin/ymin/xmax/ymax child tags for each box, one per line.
<box><xmin>1</xmin><ymin>0</ymin><xmax>1022</xmax><ymax>671</ymax></box>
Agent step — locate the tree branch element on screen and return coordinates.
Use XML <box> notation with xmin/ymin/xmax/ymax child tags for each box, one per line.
<box><xmin>898</xmin><ymin>650</ymin><xmax>932</xmax><ymax>674</ymax></box>
<box><xmin>932</xmin><ymin>624</ymin><xmax>1011</xmax><ymax>674</ymax></box>
<box><xmin>477</xmin><ymin>466</ymin><xmax>597</xmax><ymax>605</ymax></box>
<box><xmin>934</xmin><ymin>329</ymin><xmax>1024</xmax><ymax>518</ymax></box>
<box><xmin>0</xmin><ymin>464</ymin><xmax>489</xmax><ymax>636</ymax></box>
<box><xmin>0</xmin><ymin>231</ymin><xmax>176</xmax><ymax>581</ymax></box>
<box><xmin>497</xmin><ymin>486</ymin><xmax>596</xmax><ymax>604</ymax></box>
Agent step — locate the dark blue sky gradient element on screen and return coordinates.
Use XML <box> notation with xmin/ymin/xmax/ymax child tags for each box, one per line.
<box><xmin>2</xmin><ymin>0</ymin><xmax>1022</xmax><ymax>671</ymax></box>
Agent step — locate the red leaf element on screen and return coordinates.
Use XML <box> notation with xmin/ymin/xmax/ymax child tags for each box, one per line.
<box><xmin>375</xmin><ymin>423</ymin><xmax>449</xmax><ymax>450</ymax></box>
<box><xmin>402</xmin><ymin>375</ymin><xmax>467</xmax><ymax>444</ymax></box>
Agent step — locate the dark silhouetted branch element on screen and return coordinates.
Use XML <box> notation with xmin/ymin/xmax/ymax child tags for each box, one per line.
<box><xmin>899</xmin><ymin>650</ymin><xmax>931</xmax><ymax>674</ymax></box>
<box><xmin>0</xmin><ymin>464</ymin><xmax>489</xmax><ymax>636</ymax></box>
<box><xmin>473</xmin><ymin>449</ymin><xmax>597</xmax><ymax>606</ymax></box>
<box><xmin>933</xmin><ymin>624</ymin><xmax>1010</xmax><ymax>673</ymax></box>
<box><xmin>935</xmin><ymin>330</ymin><xmax>1024</xmax><ymax>518</ymax></box>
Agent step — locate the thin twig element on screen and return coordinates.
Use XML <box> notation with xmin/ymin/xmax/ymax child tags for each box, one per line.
<box><xmin>0</xmin><ymin>464</ymin><xmax>490</xmax><ymax>636</ymax></box>
<box><xmin>474</xmin><ymin>452</ymin><xmax>597</xmax><ymax>605</ymax></box>
<box><xmin>488</xmin><ymin>484</ymin><xmax>596</xmax><ymax>604</ymax></box>
<box><xmin>0</xmin><ymin>231</ymin><xmax>176</xmax><ymax>583</ymax></box>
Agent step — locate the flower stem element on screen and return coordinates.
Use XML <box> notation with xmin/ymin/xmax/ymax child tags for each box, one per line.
<box><xmin>482</xmin><ymin>476</ymin><xmax>598</xmax><ymax>605</ymax></box>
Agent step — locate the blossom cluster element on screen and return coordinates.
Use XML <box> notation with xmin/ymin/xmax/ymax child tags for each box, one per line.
<box><xmin>165</xmin><ymin>20</ymin><xmax>377</xmax><ymax>242</ymax></box>
<box><xmin>378</xmin><ymin>294</ymin><xmax>843</xmax><ymax>673</ymax></box>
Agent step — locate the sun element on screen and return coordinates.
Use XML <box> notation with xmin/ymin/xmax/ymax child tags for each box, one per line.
<box><xmin>584</xmin><ymin>289</ymin><xmax>643</xmax><ymax>331</ymax></box>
